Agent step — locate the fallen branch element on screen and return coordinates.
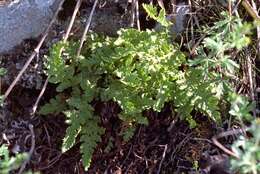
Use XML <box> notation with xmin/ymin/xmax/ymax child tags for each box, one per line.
<box><xmin>31</xmin><ymin>75</ymin><xmax>48</xmax><ymax>114</ymax></box>
<box><xmin>251</xmin><ymin>0</ymin><xmax>260</xmax><ymax>61</ymax></box>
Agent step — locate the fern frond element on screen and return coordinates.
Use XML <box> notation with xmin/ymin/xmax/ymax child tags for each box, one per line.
<box><xmin>41</xmin><ymin>5</ymin><xmax>254</xmax><ymax>171</ymax></box>
<box><xmin>62</xmin><ymin>110</ymin><xmax>81</xmax><ymax>152</ymax></box>
<box><xmin>45</xmin><ymin>41</ymin><xmax>67</xmax><ymax>84</ymax></box>
<box><xmin>39</xmin><ymin>94</ymin><xmax>67</xmax><ymax>115</ymax></box>
<box><xmin>80</xmin><ymin>118</ymin><xmax>104</xmax><ymax>171</ymax></box>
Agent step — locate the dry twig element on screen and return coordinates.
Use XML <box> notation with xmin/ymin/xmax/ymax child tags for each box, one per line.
<box><xmin>156</xmin><ymin>144</ymin><xmax>168</xmax><ymax>174</ymax></box>
<box><xmin>3</xmin><ymin>0</ymin><xmax>65</xmax><ymax>100</ymax></box>
<box><xmin>32</xmin><ymin>0</ymin><xmax>83</xmax><ymax>114</ymax></box>
<box><xmin>245</xmin><ymin>50</ymin><xmax>256</xmax><ymax>117</ymax></box>
<box><xmin>77</xmin><ymin>0</ymin><xmax>99</xmax><ymax>57</ymax></box>
<box><xmin>64</xmin><ymin>0</ymin><xmax>83</xmax><ymax>42</ymax></box>
<box><xmin>31</xmin><ymin>76</ymin><xmax>48</xmax><ymax>114</ymax></box>
<box><xmin>18</xmin><ymin>124</ymin><xmax>35</xmax><ymax>174</ymax></box>
<box><xmin>251</xmin><ymin>0</ymin><xmax>260</xmax><ymax>61</ymax></box>
<box><xmin>212</xmin><ymin>128</ymin><xmax>249</xmax><ymax>159</ymax></box>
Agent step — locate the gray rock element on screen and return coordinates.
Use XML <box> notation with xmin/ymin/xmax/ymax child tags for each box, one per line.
<box><xmin>155</xmin><ymin>3</ymin><xmax>190</xmax><ymax>35</ymax></box>
<box><xmin>0</xmin><ymin>0</ymin><xmax>59</xmax><ymax>54</ymax></box>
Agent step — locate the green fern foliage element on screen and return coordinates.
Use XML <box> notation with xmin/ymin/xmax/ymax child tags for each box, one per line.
<box><xmin>40</xmin><ymin>5</ymin><xmax>253</xmax><ymax>171</ymax></box>
<box><xmin>0</xmin><ymin>67</ymin><xmax>6</xmax><ymax>106</ymax></box>
<box><xmin>40</xmin><ymin>94</ymin><xmax>67</xmax><ymax>115</ymax></box>
<box><xmin>80</xmin><ymin>117</ymin><xmax>105</xmax><ymax>170</ymax></box>
<box><xmin>40</xmin><ymin>40</ymin><xmax>105</xmax><ymax>170</ymax></box>
<box><xmin>188</xmin><ymin>11</ymin><xmax>253</xmax><ymax>123</ymax></box>
<box><xmin>142</xmin><ymin>4</ymin><xmax>171</xmax><ymax>27</ymax></box>
<box><xmin>62</xmin><ymin>110</ymin><xmax>82</xmax><ymax>152</ymax></box>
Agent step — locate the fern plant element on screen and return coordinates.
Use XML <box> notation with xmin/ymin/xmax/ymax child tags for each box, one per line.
<box><xmin>40</xmin><ymin>42</ymin><xmax>105</xmax><ymax>170</ymax></box>
<box><xmin>40</xmin><ymin>5</ymin><xmax>253</xmax><ymax>170</ymax></box>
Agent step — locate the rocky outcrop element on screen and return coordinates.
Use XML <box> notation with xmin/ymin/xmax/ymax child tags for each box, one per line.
<box><xmin>0</xmin><ymin>0</ymin><xmax>59</xmax><ymax>54</ymax></box>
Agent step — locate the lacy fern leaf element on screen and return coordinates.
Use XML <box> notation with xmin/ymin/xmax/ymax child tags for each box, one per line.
<box><xmin>41</xmin><ymin>5</ymin><xmax>253</xmax><ymax>171</ymax></box>
<box><xmin>62</xmin><ymin>110</ymin><xmax>81</xmax><ymax>152</ymax></box>
<box><xmin>80</xmin><ymin>118</ymin><xmax>105</xmax><ymax>170</ymax></box>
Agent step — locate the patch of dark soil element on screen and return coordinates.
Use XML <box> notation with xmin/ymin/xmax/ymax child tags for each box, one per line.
<box><xmin>1</xmin><ymin>81</ymin><xmax>225</xmax><ymax>174</ymax></box>
<box><xmin>0</xmin><ymin>38</ymin><xmax>49</xmax><ymax>91</ymax></box>
<box><xmin>0</xmin><ymin>74</ymin><xmax>231</xmax><ymax>174</ymax></box>
<box><xmin>0</xmin><ymin>84</ymin><xmax>67</xmax><ymax>173</ymax></box>
<box><xmin>85</xmin><ymin>107</ymin><xmax>222</xmax><ymax>174</ymax></box>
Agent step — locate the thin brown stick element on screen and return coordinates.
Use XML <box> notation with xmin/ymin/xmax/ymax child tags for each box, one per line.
<box><xmin>170</xmin><ymin>0</ymin><xmax>176</xmax><ymax>13</ymax></box>
<box><xmin>3</xmin><ymin>0</ymin><xmax>65</xmax><ymax>101</ymax></box>
<box><xmin>18</xmin><ymin>124</ymin><xmax>35</xmax><ymax>174</ymax></box>
<box><xmin>246</xmin><ymin>51</ymin><xmax>256</xmax><ymax>117</ymax></box>
<box><xmin>212</xmin><ymin>128</ymin><xmax>249</xmax><ymax>159</ymax></box>
<box><xmin>32</xmin><ymin>0</ymin><xmax>83</xmax><ymax>114</ymax></box>
<box><xmin>189</xmin><ymin>34</ymin><xmax>207</xmax><ymax>56</ymax></box>
<box><xmin>192</xmin><ymin>137</ymin><xmax>212</xmax><ymax>144</ymax></box>
<box><xmin>251</xmin><ymin>0</ymin><xmax>259</xmax><ymax>117</ymax></box>
<box><xmin>157</xmin><ymin>0</ymin><xmax>165</xmax><ymax>9</ymax></box>
<box><xmin>76</xmin><ymin>0</ymin><xmax>99</xmax><ymax>57</ymax></box>
<box><xmin>31</xmin><ymin>75</ymin><xmax>48</xmax><ymax>114</ymax></box>
<box><xmin>228</xmin><ymin>0</ymin><xmax>232</xmax><ymax>16</ymax></box>
<box><xmin>157</xmin><ymin>144</ymin><xmax>168</xmax><ymax>174</ymax></box>
<box><xmin>64</xmin><ymin>0</ymin><xmax>83</xmax><ymax>42</ymax></box>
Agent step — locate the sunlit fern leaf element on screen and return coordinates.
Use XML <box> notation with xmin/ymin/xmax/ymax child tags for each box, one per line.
<box><xmin>45</xmin><ymin>41</ymin><xmax>68</xmax><ymax>84</ymax></box>
<box><xmin>142</xmin><ymin>4</ymin><xmax>171</xmax><ymax>27</ymax></box>
<box><xmin>80</xmin><ymin>118</ymin><xmax>104</xmax><ymax>171</ymax></box>
<box><xmin>62</xmin><ymin>110</ymin><xmax>81</xmax><ymax>152</ymax></box>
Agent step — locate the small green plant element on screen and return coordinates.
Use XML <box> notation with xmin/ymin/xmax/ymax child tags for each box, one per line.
<box><xmin>192</xmin><ymin>160</ymin><xmax>199</xmax><ymax>172</ymax></box>
<box><xmin>40</xmin><ymin>5</ymin><xmax>253</xmax><ymax>171</ymax></box>
<box><xmin>188</xmin><ymin>11</ymin><xmax>253</xmax><ymax>122</ymax></box>
<box><xmin>0</xmin><ymin>144</ymin><xmax>27</xmax><ymax>174</ymax></box>
<box><xmin>230</xmin><ymin>119</ymin><xmax>260</xmax><ymax>174</ymax></box>
<box><xmin>0</xmin><ymin>68</ymin><xmax>6</xmax><ymax>76</ymax></box>
<box><xmin>0</xmin><ymin>67</ymin><xmax>6</xmax><ymax>106</ymax></box>
<box><xmin>228</xmin><ymin>92</ymin><xmax>255</xmax><ymax>122</ymax></box>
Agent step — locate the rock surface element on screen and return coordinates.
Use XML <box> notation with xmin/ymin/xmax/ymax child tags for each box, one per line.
<box><xmin>0</xmin><ymin>0</ymin><xmax>59</xmax><ymax>54</ymax></box>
